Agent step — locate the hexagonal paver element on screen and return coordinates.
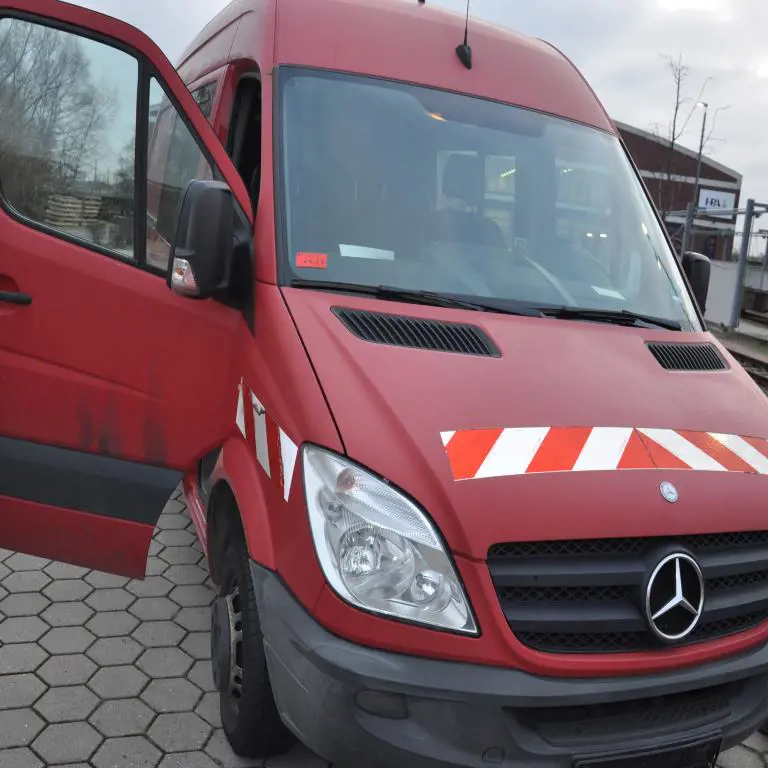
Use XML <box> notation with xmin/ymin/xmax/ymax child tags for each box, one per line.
<box><xmin>158</xmin><ymin>754</ymin><xmax>219</xmax><ymax>768</ymax></box>
<box><xmin>40</xmin><ymin>626</ymin><xmax>96</xmax><ymax>654</ymax></box>
<box><xmin>164</xmin><ymin>565</ymin><xmax>208</xmax><ymax>585</ymax></box>
<box><xmin>205</xmin><ymin>730</ymin><xmax>262</xmax><ymax>767</ymax></box>
<box><xmin>148</xmin><ymin>711</ymin><xmax>212</xmax><ymax>752</ymax></box>
<box><xmin>0</xmin><ymin>709</ymin><xmax>45</xmax><ymax>748</ymax></box>
<box><xmin>142</xmin><ymin>678</ymin><xmax>202</xmax><ymax>713</ymax></box>
<box><xmin>0</xmin><ymin>674</ymin><xmax>46</xmax><ymax>710</ymax></box>
<box><xmin>195</xmin><ymin>692</ymin><xmax>222</xmax><ymax>728</ymax></box>
<box><xmin>181</xmin><ymin>632</ymin><xmax>212</xmax><ymax>660</ymax></box>
<box><xmin>89</xmin><ymin>665</ymin><xmax>149</xmax><ymax>699</ymax></box>
<box><xmin>187</xmin><ymin>660</ymin><xmax>215</xmax><ymax>693</ymax></box>
<box><xmin>92</xmin><ymin>736</ymin><xmax>162</xmax><ymax>768</ymax></box>
<box><xmin>86</xmin><ymin>588</ymin><xmax>135</xmax><ymax>612</ymax></box>
<box><xmin>34</xmin><ymin>685</ymin><xmax>100</xmax><ymax>722</ymax></box>
<box><xmin>0</xmin><ymin>644</ymin><xmax>48</xmax><ymax>674</ymax></box>
<box><xmin>44</xmin><ymin>562</ymin><xmax>90</xmax><ymax>580</ymax></box>
<box><xmin>43</xmin><ymin>578</ymin><xmax>93</xmax><ymax>603</ymax></box>
<box><xmin>170</xmin><ymin>584</ymin><xmax>215</xmax><ymax>608</ymax></box>
<box><xmin>37</xmin><ymin>654</ymin><xmax>97</xmax><ymax>687</ymax></box>
<box><xmin>137</xmin><ymin>647</ymin><xmax>194</xmax><ymax>678</ymax></box>
<box><xmin>132</xmin><ymin>620</ymin><xmax>186</xmax><ymax>648</ymax></box>
<box><xmin>130</xmin><ymin>597</ymin><xmax>178</xmax><ymax>622</ymax></box>
<box><xmin>1</xmin><ymin>593</ymin><xmax>50</xmax><ymax>617</ymax></box>
<box><xmin>2</xmin><ymin>570</ymin><xmax>51</xmax><ymax>594</ymax></box>
<box><xmin>160</xmin><ymin>547</ymin><xmax>203</xmax><ymax>565</ymax></box>
<box><xmin>89</xmin><ymin>699</ymin><xmax>154</xmax><ymax>738</ymax></box>
<box><xmin>0</xmin><ymin>561</ymin><xmax>11</xmax><ymax>581</ymax></box>
<box><xmin>156</xmin><ymin>529</ymin><xmax>195</xmax><ymax>548</ymax></box>
<box><xmin>32</xmin><ymin>722</ymin><xmax>102</xmax><ymax>764</ymax></box>
<box><xmin>718</xmin><ymin>747</ymin><xmax>764</xmax><ymax>768</ymax></box>
<box><xmin>5</xmin><ymin>553</ymin><xmax>50</xmax><ymax>571</ymax></box>
<box><xmin>157</xmin><ymin>514</ymin><xmax>190</xmax><ymax>532</ymax></box>
<box><xmin>40</xmin><ymin>601</ymin><xmax>95</xmax><ymax>628</ymax></box>
<box><xmin>0</xmin><ymin>616</ymin><xmax>49</xmax><ymax>643</ymax></box>
<box><xmin>0</xmin><ymin>747</ymin><xmax>43</xmax><ymax>768</ymax></box>
<box><xmin>173</xmin><ymin>607</ymin><xmax>210</xmax><ymax>632</ymax></box>
<box><xmin>85</xmin><ymin>571</ymin><xmax>129</xmax><ymax>589</ymax></box>
<box><xmin>145</xmin><ymin>557</ymin><xmax>170</xmax><ymax>577</ymax></box>
<box><xmin>86</xmin><ymin>610</ymin><xmax>140</xmax><ymax>638</ymax></box>
<box><xmin>127</xmin><ymin>576</ymin><xmax>174</xmax><ymax>598</ymax></box>
<box><xmin>148</xmin><ymin>539</ymin><xmax>165</xmax><ymax>557</ymax></box>
<box><xmin>87</xmin><ymin>636</ymin><xmax>144</xmax><ymax>666</ymax></box>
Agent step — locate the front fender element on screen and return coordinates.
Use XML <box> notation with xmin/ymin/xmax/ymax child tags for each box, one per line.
<box><xmin>211</xmin><ymin>435</ymin><xmax>277</xmax><ymax>570</ymax></box>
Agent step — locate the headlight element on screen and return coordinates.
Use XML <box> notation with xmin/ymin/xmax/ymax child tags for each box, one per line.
<box><xmin>302</xmin><ymin>445</ymin><xmax>477</xmax><ymax>635</ymax></box>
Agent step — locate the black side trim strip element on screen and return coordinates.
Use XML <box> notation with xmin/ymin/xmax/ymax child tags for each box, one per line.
<box><xmin>0</xmin><ymin>437</ymin><xmax>181</xmax><ymax>526</ymax></box>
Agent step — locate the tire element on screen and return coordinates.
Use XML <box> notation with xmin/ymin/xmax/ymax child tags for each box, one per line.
<box><xmin>213</xmin><ymin>532</ymin><xmax>295</xmax><ymax>758</ymax></box>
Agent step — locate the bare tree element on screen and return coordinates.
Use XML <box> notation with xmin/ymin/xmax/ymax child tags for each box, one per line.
<box><xmin>650</xmin><ymin>54</ymin><xmax>728</xmax><ymax>223</ymax></box>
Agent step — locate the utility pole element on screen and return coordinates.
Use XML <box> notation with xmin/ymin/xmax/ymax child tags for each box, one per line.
<box><xmin>730</xmin><ymin>198</ymin><xmax>755</xmax><ymax>330</ymax></box>
<box><xmin>692</xmin><ymin>101</ymin><xmax>708</xmax><ymax>209</ymax></box>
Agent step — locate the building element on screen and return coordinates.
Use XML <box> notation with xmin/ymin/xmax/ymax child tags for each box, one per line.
<box><xmin>615</xmin><ymin>121</ymin><xmax>742</xmax><ymax>261</ymax></box>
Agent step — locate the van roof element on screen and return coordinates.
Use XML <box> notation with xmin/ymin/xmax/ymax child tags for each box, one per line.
<box><xmin>178</xmin><ymin>0</ymin><xmax>613</xmax><ymax>133</ymax></box>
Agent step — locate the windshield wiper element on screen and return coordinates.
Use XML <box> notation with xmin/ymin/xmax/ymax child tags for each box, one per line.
<box><xmin>540</xmin><ymin>306</ymin><xmax>682</xmax><ymax>331</ymax></box>
<box><xmin>289</xmin><ymin>279</ymin><xmax>544</xmax><ymax>317</ymax></box>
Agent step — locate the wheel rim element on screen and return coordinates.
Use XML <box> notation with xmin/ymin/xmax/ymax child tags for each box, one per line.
<box><xmin>211</xmin><ymin>585</ymin><xmax>244</xmax><ymax>704</ymax></box>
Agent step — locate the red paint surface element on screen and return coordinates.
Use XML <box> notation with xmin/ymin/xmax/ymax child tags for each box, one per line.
<box><xmin>0</xmin><ymin>495</ymin><xmax>154</xmax><ymax>578</ymax></box>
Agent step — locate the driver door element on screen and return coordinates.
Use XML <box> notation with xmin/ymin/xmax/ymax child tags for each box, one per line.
<box><xmin>0</xmin><ymin>0</ymin><xmax>253</xmax><ymax>577</ymax></box>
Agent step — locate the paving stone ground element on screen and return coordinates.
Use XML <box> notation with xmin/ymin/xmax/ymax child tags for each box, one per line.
<box><xmin>0</xmin><ymin>489</ymin><xmax>327</xmax><ymax>768</ymax></box>
<box><xmin>0</xmin><ymin>489</ymin><xmax>763</xmax><ymax>767</ymax></box>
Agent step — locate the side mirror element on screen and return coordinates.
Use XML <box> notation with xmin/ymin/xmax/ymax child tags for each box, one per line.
<box><xmin>168</xmin><ymin>180</ymin><xmax>234</xmax><ymax>299</ymax></box>
<box><xmin>682</xmin><ymin>251</ymin><xmax>711</xmax><ymax>314</ymax></box>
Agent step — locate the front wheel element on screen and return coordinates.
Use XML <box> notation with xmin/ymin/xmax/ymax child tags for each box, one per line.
<box><xmin>210</xmin><ymin>533</ymin><xmax>295</xmax><ymax>758</ymax></box>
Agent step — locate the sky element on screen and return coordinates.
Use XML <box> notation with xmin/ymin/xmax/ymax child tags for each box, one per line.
<box><xmin>71</xmin><ymin>0</ymin><xmax>768</xmax><ymax>209</ymax></box>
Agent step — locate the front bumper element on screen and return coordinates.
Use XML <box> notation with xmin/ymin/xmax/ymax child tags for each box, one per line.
<box><xmin>251</xmin><ymin>562</ymin><xmax>768</xmax><ymax>768</ymax></box>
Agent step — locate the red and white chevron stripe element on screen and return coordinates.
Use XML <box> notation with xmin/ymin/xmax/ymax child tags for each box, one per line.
<box><xmin>440</xmin><ymin>427</ymin><xmax>768</xmax><ymax>482</ymax></box>
<box><xmin>236</xmin><ymin>380</ymin><xmax>299</xmax><ymax>501</ymax></box>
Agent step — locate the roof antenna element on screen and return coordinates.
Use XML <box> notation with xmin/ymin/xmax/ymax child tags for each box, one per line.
<box><xmin>456</xmin><ymin>0</ymin><xmax>472</xmax><ymax>70</ymax></box>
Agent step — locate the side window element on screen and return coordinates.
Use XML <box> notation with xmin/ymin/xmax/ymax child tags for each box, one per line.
<box><xmin>192</xmin><ymin>82</ymin><xmax>217</xmax><ymax>119</ymax></box>
<box><xmin>146</xmin><ymin>79</ymin><xmax>214</xmax><ymax>272</ymax></box>
<box><xmin>226</xmin><ymin>76</ymin><xmax>262</xmax><ymax>210</ymax></box>
<box><xmin>0</xmin><ymin>18</ymin><xmax>138</xmax><ymax>258</ymax></box>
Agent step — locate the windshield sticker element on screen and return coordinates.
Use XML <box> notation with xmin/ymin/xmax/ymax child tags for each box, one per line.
<box><xmin>339</xmin><ymin>244</ymin><xmax>395</xmax><ymax>261</ymax></box>
<box><xmin>592</xmin><ymin>286</ymin><xmax>625</xmax><ymax>300</ymax></box>
<box><xmin>296</xmin><ymin>252</ymin><xmax>328</xmax><ymax>269</ymax></box>
<box><xmin>440</xmin><ymin>426</ymin><xmax>768</xmax><ymax>481</ymax></box>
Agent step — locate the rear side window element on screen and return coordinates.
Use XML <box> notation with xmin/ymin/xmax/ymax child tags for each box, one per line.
<box><xmin>192</xmin><ymin>82</ymin><xmax>217</xmax><ymax>119</ymax></box>
<box><xmin>0</xmin><ymin>17</ymin><xmax>138</xmax><ymax>258</ymax></box>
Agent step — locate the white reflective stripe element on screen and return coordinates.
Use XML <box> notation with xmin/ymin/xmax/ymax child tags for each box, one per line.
<box><xmin>639</xmin><ymin>428</ymin><xmax>726</xmax><ymax>471</ymax></box>
<box><xmin>279</xmin><ymin>429</ymin><xmax>299</xmax><ymax>501</ymax></box>
<box><xmin>251</xmin><ymin>394</ymin><xmax>270</xmax><ymax>477</ymax></box>
<box><xmin>235</xmin><ymin>384</ymin><xmax>246</xmax><ymax>438</ymax></box>
<box><xmin>710</xmin><ymin>433</ymin><xmax>768</xmax><ymax>474</ymax></box>
<box><xmin>572</xmin><ymin>427</ymin><xmax>633</xmax><ymax>471</ymax></box>
<box><xmin>440</xmin><ymin>431</ymin><xmax>456</xmax><ymax>447</ymax></box>
<box><xmin>475</xmin><ymin>427</ymin><xmax>550</xmax><ymax>479</ymax></box>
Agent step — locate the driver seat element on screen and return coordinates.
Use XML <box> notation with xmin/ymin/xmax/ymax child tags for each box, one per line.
<box><xmin>431</xmin><ymin>154</ymin><xmax>505</xmax><ymax>248</ymax></box>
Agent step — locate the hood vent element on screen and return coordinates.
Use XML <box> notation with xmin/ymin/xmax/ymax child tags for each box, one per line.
<box><xmin>647</xmin><ymin>341</ymin><xmax>727</xmax><ymax>371</ymax></box>
<box><xmin>333</xmin><ymin>307</ymin><xmax>499</xmax><ymax>357</ymax></box>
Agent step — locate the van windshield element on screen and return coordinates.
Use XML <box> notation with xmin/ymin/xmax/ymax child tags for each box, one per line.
<box><xmin>278</xmin><ymin>68</ymin><xmax>700</xmax><ymax>331</ymax></box>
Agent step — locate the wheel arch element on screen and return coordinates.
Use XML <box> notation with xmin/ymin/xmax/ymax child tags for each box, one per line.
<box><xmin>206</xmin><ymin>436</ymin><xmax>277</xmax><ymax>585</ymax></box>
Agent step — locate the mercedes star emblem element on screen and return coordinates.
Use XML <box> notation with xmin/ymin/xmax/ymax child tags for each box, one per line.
<box><xmin>645</xmin><ymin>553</ymin><xmax>705</xmax><ymax>642</ymax></box>
<box><xmin>660</xmin><ymin>481</ymin><xmax>679</xmax><ymax>503</ymax></box>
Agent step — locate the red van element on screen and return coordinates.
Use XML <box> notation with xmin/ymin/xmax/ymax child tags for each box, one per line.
<box><xmin>2</xmin><ymin>1</ymin><xmax>768</xmax><ymax>766</ymax></box>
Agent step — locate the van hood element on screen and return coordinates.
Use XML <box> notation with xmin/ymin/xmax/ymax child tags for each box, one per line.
<box><xmin>283</xmin><ymin>288</ymin><xmax>768</xmax><ymax>559</ymax></box>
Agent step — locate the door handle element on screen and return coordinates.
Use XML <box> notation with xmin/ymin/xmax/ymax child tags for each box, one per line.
<box><xmin>0</xmin><ymin>291</ymin><xmax>31</xmax><ymax>305</ymax></box>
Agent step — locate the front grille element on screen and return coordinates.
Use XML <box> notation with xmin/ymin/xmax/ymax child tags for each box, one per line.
<box><xmin>488</xmin><ymin>532</ymin><xmax>768</xmax><ymax>653</ymax></box>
